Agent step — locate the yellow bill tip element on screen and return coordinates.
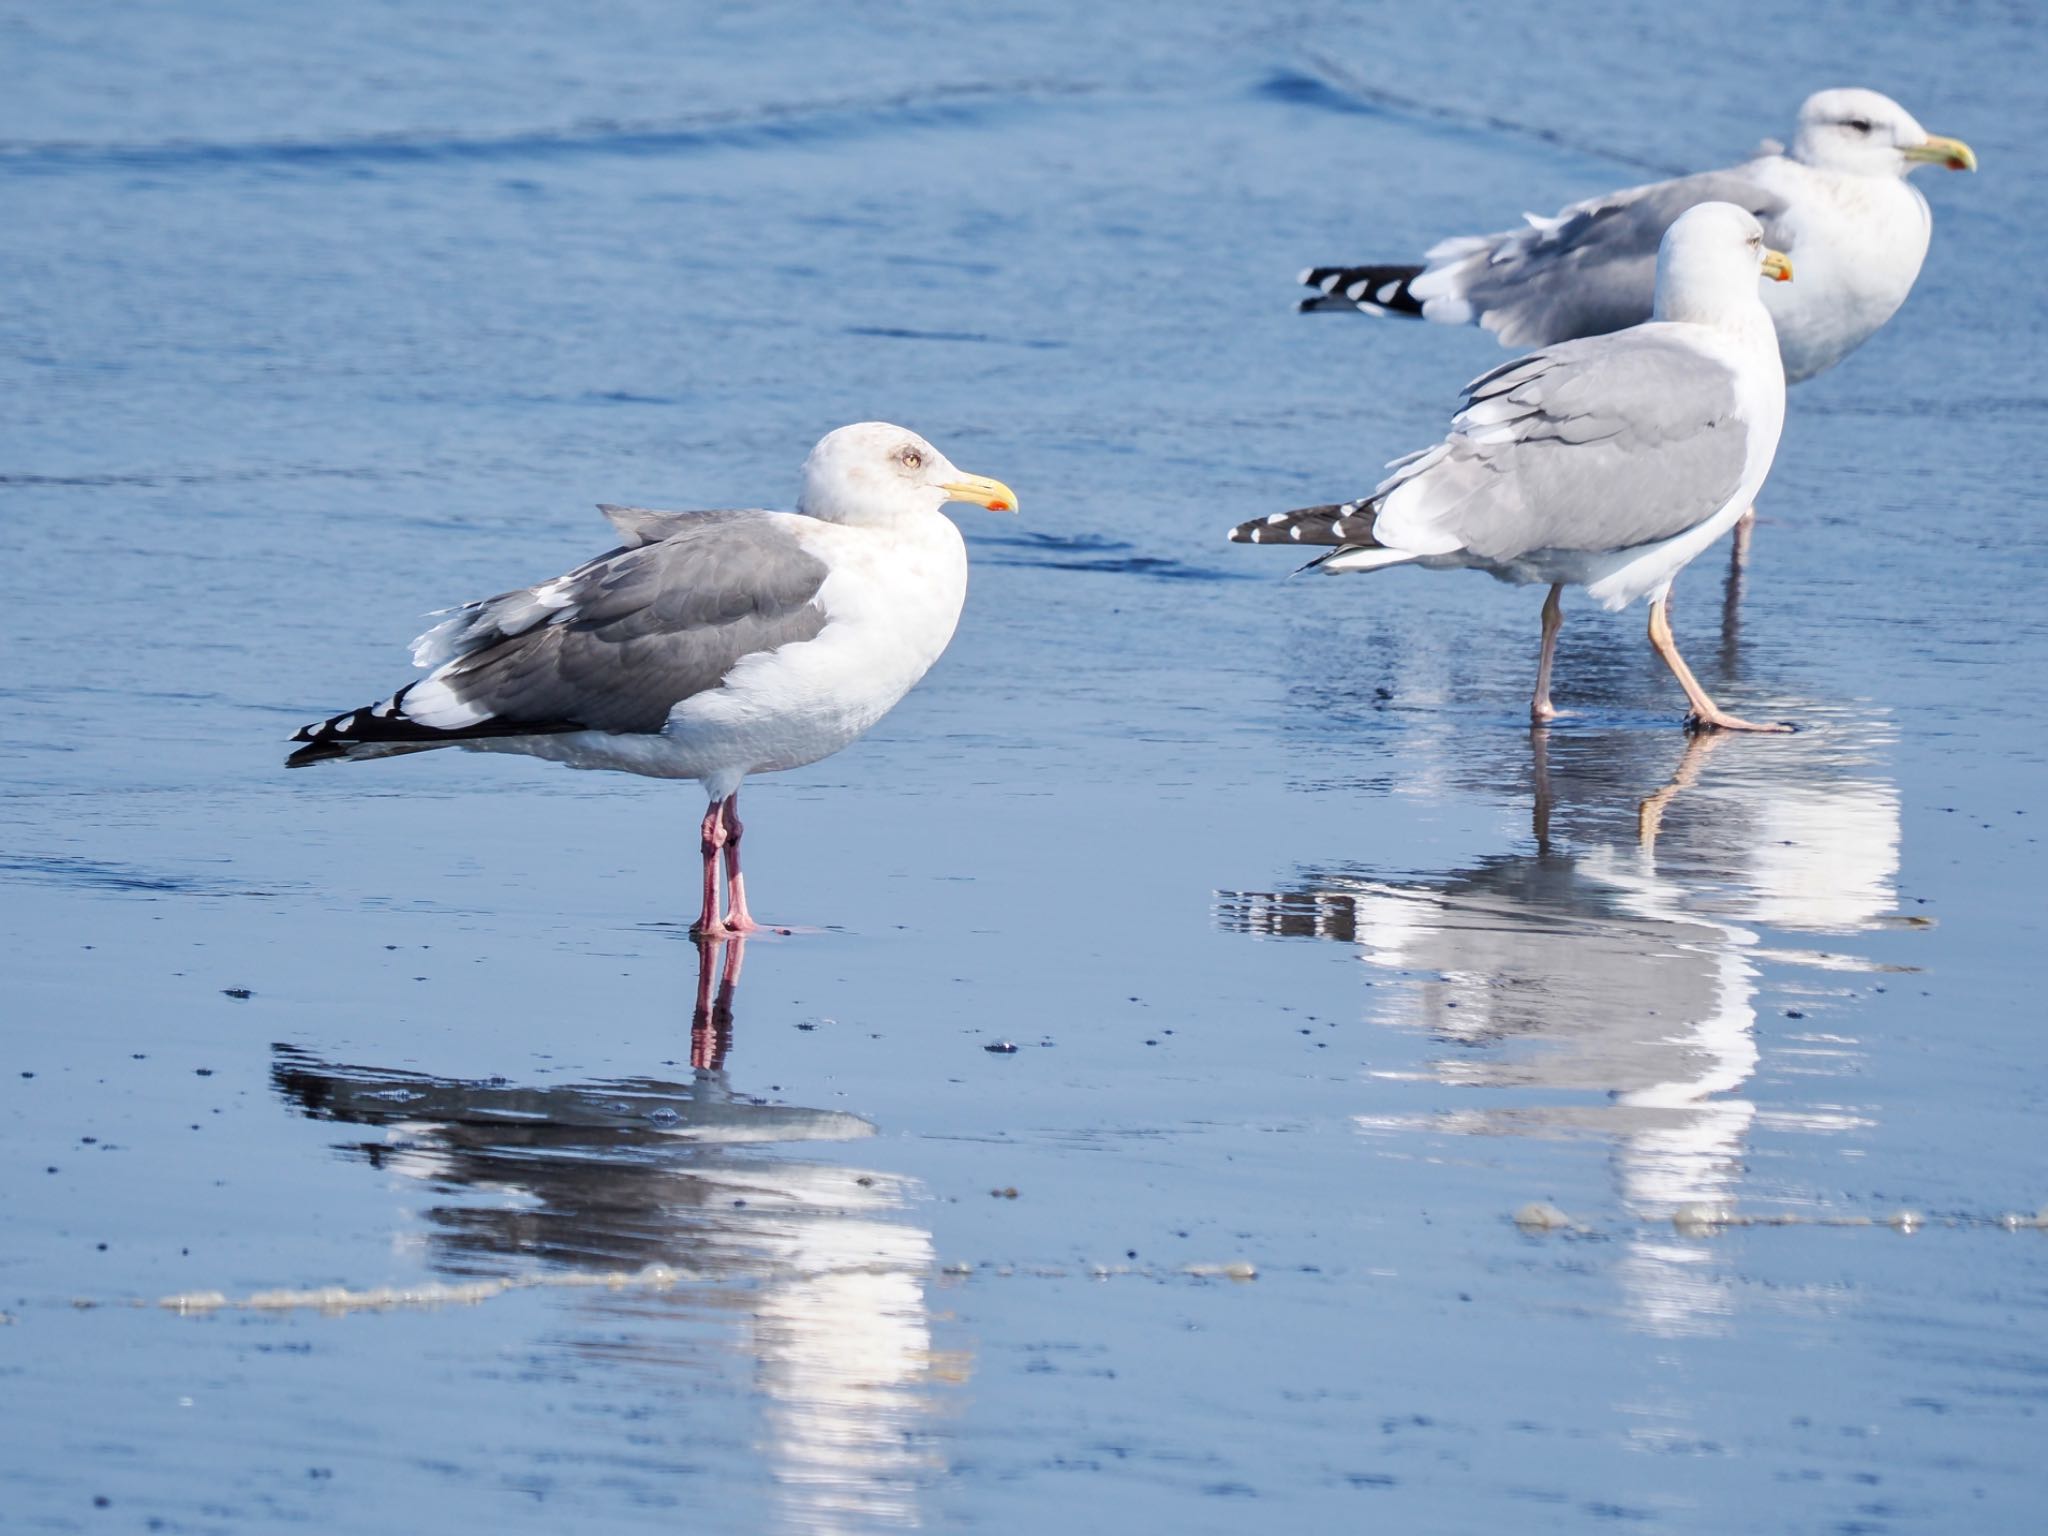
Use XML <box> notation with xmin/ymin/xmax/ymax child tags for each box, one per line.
<box><xmin>1907</xmin><ymin>135</ymin><xmax>1977</xmax><ymax>173</ymax></box>
<box><xmin>1761</xmin><ymin>249</ymin><xmax>1794</xmax><ymax>283</ymax></box>
<box><xmin>940</xmin><ymin>474</ymin><xmax>1019</xmax><ymax>514</ymax></box>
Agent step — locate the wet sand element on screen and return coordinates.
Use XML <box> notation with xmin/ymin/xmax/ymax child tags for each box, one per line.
<box><xmin>4</xmin><ymin>2</ymin><xmax>2046</xmax><ymax>1530</ymax></box>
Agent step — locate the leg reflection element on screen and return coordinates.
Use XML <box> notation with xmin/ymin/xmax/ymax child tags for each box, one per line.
<box><xmin>1529</xmin><ymin>725</ymin><xmax>1555</xmax><ymax>854</ymax></box>
<box><xmin>1719</xmin><ymin>521</ymin><xmax>1746</xmax><ymax>672</ymax></box>
<box><xmin>691</xmin><ymin>935</ymin><xmax>746</xmax><ymax>1071</ymax></box>
<box><xmin>1637</xmin><ymin>730</ymin><xmax>1727</xmax><ymax>850</ymax></box>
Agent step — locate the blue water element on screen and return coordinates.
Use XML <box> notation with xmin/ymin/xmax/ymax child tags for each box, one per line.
<box><xmin>4</xmin><ymin>2</ymin><xmax>2046</xmax><ymax>1531</ymax></box>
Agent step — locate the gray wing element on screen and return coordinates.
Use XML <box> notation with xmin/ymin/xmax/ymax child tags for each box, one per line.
<box><xmin>1424</xmin><ymin>169</ymin><xmax>1789</xmax><ymax>347</ymax></box>
<box><xmin>407</xmin><ymin>510</ymin><xmax>829</xmax><ymax>733</ymax></box>
<box><xmin>1375</xmin><ymin>330</ymin><xmax>1752</xmax><ymax>560</ymax></box>
<box><xmin>596</xmin><ymin>503</ymin><xmax>727</xmax><ymax>548</ymax></box>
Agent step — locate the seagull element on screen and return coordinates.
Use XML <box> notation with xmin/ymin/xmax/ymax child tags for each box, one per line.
<box><xmin>1236</xmin><ymin>202</ymin><xmax>1791</xmax><ymax>733</ymax></box>
<box><xmin>288</xmin><ymin>422</ymin><xmax>1017</xmax><ymax>937</ymax></box>
<box><xmin>1299</xmin><ymin>88</ymin><xmax>1974</xmax><ymax>384</ymax></box>
<box><xmin>1298</xmin><ymin>88</ymin><xmax>1974</xmax><ymax>566</ymax></box>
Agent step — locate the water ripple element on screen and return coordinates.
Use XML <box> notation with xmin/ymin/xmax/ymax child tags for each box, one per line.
<box><xmin>0</xmin><ymin>80</ymin><xmax>1098</xmax><ymax>179</ymax></box>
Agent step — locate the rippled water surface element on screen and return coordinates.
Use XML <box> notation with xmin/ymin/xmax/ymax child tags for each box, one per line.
<box><xmin>5</xmin><ymin>2</ymin><xmax>2046</xmax><ymax>1531</ymax></box>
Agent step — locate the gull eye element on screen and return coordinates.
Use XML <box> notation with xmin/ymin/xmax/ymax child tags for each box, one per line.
<box><xmin>1846</xmin><ymin>117</ymin><xmax>1873</xmax><ymax>134</ymax></box>
<box><xmin>897</xmin><ymin>446</ymin><xmax>924</xmax><ymax>470</ymax></box>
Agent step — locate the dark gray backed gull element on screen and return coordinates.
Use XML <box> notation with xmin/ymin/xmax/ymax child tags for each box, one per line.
<box><xmin>1240</xmin><ymin>204</ymin><xmax>1791</xmax><ymax>732</ymax></box>
<box><xmin>289</xmin><ymin>422</ymin><xmax>1017</xmax><ymax>937</ymax></box>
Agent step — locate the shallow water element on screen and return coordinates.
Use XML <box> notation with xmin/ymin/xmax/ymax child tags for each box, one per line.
<box><xmin>4</xmin><ymin>1</ymin><xmax>2046</xmax><ymax>1531</ymax></box>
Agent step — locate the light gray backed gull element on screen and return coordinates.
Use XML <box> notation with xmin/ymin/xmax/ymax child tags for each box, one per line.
<box><xmin>289</xmin><ymin>422</ymin><xmax>1017</xmax><ymax>937</ymax></box>
<box><xmin>1299</xmin><ymin>88</ymin><xmax>1974</xmax><ymax>384</ymax></box>
<box><xmin>1300</xmin><ymin>89</ymin><xmax>1973</xmax><ymax>570</ymax></box>
<box><xmin>1240</xmin><ymin>203</ymin><xmax>1792</xmax><ymax>732</ymax></box>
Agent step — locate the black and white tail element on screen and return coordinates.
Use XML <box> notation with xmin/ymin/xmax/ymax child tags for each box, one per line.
<box><xmin>285</xmin><ymin>683</ymin><xmax>567</xmax><ymax>767</ymax></box>
<box><xmin>1227</xmin><ymin>499</ymin><xmax>1419</xmax><ymax>575</ymax></box>
<box><xmin>1227</xmin><ymin>500</ymin><xmax>1379</xmax><ymax>548</ymax></box>
<box><xmin>1297</xmin><ymin>263</ymin><xmax>1427</xmax><ymax>317</ymax></box>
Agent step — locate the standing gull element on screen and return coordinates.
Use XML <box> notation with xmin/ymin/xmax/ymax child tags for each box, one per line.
<box><xmin>1299</xmin><ymin>88</ymin><xmax>1974</xmax><ymax>383</ymax></box>
<box><xmin>1236</xmin><ymin>203</ymin><xmax>1791</xmax><ymax>732</ymax></box>
<box><xmin>288</xmin><ymin>422</ymin><xmax>1017</xmax><ymax>937</ymax></box>
<box><xmin>1300</xmin><ymin>88</ymin><xmax>1972</xmax><ymax>567</ymax></box>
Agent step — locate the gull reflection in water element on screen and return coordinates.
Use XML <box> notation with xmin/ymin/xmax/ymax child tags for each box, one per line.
<box><xmin>1218</xmin><ymin>715</ymin><xmax>1906</xmax><ymax>1335</ymax></box>
<box><xmin>272</xmin><ymin>937</ymin><xmax>952</xmax><ymax>1534</ymax></box>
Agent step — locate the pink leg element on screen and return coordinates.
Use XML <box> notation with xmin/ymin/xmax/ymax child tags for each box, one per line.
<box><xmin>1730</xmin><ymin>505</ymin><xmax>1756</xmax><ymax>571</ymax></box>
<box><xmin>719</xmin><ymin>792</ymin><xmax>765</xmax><ymax>932</ymax></box>
<box><xmin>1531</xmin><ymin>583</ymin><xmax>1564</xmax><ymax>723</ymax></box>
<box><xmin>1647</xmin><ymin>593</ymin><xmax>1791</xmax><ymax>733</ymax></box>
<box><xmin>693</xmin><ymin>797</ymin><xmax>731</xmax><ymax>938</ymax></box>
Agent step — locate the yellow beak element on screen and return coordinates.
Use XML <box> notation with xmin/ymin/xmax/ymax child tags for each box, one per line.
<box><xmin>940</xmin><ymin>473</ymin><xmax>1019</xmax><ymax>514</ymax></box>
<box><xmin>1761</xmin><ymin>249</ymin><xmax>1794</xmax><ymax>284</ymax></box>
<box><xmin>1905</xmin><ymin>134</ymin><xmax>1978</xmax><ymax>172</ymax></box>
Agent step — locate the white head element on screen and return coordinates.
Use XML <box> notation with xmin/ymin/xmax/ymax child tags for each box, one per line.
<box><xmin>1790</xmin><ymin>88</ymin><xmax>1977</xmax><ymax>178</ymax></box>
<box><xmin>796</xmin><ymin>421</ymin><xmax>1018</xmax><ymax>528</ymax></box>
<box><xmin>1653</xmin><ymin>202</ymin><xmax>1793</xmax><ymax>326</ymax></box>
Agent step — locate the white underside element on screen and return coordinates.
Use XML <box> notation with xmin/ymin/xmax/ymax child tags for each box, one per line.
<box><xmin>1443</xmin><ymin>490</ymin><xmax>1756</xmax><ymax>610</ymax></box>
<box><xmin>1747</xmin><ymin>156</ymin><xmax>1931</xmax><ymax>382</ymax></box>
<box><xmin>467</xmin><ymin>513</ymin><xmax>968</xmax><ymax>800</ymax></box>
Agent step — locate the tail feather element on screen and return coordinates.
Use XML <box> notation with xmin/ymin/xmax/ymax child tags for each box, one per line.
<box><xmin>1228</xmin><ymin>499</ymin><xmax>1422</xmax><ymax>576</ymax></box>
<box><xmin>1297</xmin><ymin>263</ymin><xmax>1428</xmax><ymax>317</ymax></box>
<box><xmin>285</xmin><ymin>682</ymin><xmax>575</xmax><ymax>768</ymax></box>
<box><xmin>1227</xmin><ymin>500</ymin><xmax>1380</xmax><ymax>548</ymax></box>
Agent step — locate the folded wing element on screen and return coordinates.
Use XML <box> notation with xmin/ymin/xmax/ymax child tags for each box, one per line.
<box><xmin>289</xmin><ymin>510</ymin><xmax>830</xmax><ymax>763</ymax></box>
<box><xmin>1409</xmin><ymin>170</ymin><xmax>1788</xmax><ymax>346</ymax></box>
<box><xmin>1375</xmin><ymin>330</ymin><xmax>1754</xmax><ymax>559</ymax></box>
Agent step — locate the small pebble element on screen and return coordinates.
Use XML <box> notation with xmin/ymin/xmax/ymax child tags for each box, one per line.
<box><xmin>1886</xmin><ymin>1209</ymin><xmax>1922</xmax><ymax>1233</ymax></box>
<box><xmin>990</xmin><ymin>1187</ymin><xmax>1019</xmax><ymax>1199</ymax></box>
<box><xmin>983</xmin><ymin>1041</ymin><xmax>1017</xmax><ymax>1054</ymax></box>
<box><xmin>1513</xmin><ymin>1202</ymin><xmax>1573</xmax><ymax>1232</ymax></box>
<box><xmin>221</xmin><ymin>988</ymin><xmax>251</xmax><ymax>1000</ymax></box>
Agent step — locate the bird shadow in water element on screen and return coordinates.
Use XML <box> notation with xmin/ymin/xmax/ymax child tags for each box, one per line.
<box><xmin>268</xmin><ymin>935</ymin><xmax>953</xmax><ymax>1523</ymax></box>
<box><xmin>270</xmin><ymin>936</ymin><xmax>905</xmax><ymax>1277</ymax></box>
<box><xmin>1216</xmin><ymin>719</ymin><xmax>1909</xmax><ymax>1333</ymax></box>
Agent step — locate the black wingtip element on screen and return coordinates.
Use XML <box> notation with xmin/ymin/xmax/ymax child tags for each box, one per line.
<box><xmin>1295</xmin><ymin>263</ymin><xmax>1428</xmax><ymax>318</ymax></box>
<box><xmin>285</xmin><ymin>738</ymin><xmax>349</xmax><ymax>768</ymax></box>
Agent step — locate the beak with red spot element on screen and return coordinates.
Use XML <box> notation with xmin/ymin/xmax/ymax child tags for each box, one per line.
<box><xmin>1905</xmin><ymin>134</ymin><xmax>1978</xmax><ymax>173</ymax></box>
<box><xmin>1761</xmin><ymin>249</ymin><xmax>1794</xmax><ymax>283</ymax></box>
<box><xmin>940</xmin><ymin>473</ymin><xmax>1019</xmax><ymax>514</ymax></box>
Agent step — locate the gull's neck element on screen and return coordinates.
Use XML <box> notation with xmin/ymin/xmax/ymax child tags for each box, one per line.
<box><xmin>1658</xmin><ymin>294</ymin><xmax>1780</xmax><ymax>368</ymax></box>
<box><xmin>1653</xmin><ymin>257</ymin><xmax>1772</xmax><ymax>334</ymax></box>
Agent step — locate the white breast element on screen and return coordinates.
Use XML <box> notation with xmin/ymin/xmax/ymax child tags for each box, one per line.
<box><xmin>1752</xmin><ymin>157</ymin><xmax>1933</xmax><ymax>382</ymax></box>
<box><xmin>654</xmin><ymin>512</ymin><xmax>969</xmax><ymax>796</ymax></box>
